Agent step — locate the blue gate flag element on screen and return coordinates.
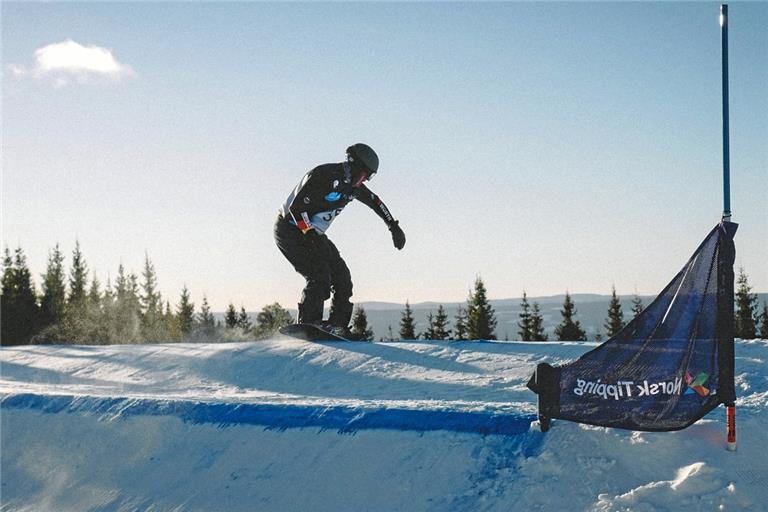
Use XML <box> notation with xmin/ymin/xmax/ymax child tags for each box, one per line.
<box><xmin>528</xmin><ymin>222</ymin><xmax>737</xmax><ymax>431</ymax></box>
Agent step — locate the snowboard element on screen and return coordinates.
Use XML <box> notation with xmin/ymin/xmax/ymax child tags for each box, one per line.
<box><xmin>279</xmin><ymin>323</ymin><xmax>350</xmax><ymax>342</ymax></box>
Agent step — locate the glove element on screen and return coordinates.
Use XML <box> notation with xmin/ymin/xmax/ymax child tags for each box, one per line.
<box><xmin>389</xmin><ymin>220</ymin><xmax>406</xmax><ymax>250</ymax></box>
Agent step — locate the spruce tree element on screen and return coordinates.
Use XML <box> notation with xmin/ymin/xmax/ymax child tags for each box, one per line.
<box><xmin>517</xmin><ymin>291</ymin><xmax>532</xmax><ymax>341</ymax></box>
<box><xmin>140</xmin><ymin>256</ymin><xmax>161</xmax><ymax>320</ymax></box>
<box><xmin>1</xmin><ymin>249</ymin><xmax>13</xmax><ymax>336</ymax></box>
<box><xmin>88</xmin><ymin>276</ymin><xmax>102</xmax><ymax>308</ymax></box>
<box><xmin>431</xmin><ymin>305</ymin><xmax>451</xmax><ymax>340</ymax></box>
<box><xmin>199</xmin><ymin>295</ymin><xmax>216</xmax><ymax>330</ymax></box>
<box><xmin>604</xmin><ymin>286</ymin><xmax>626</xmax><ymax>337</ymax></box>
<box><xmin>139</xmin><ymin>256</ymin><xmax>166</xmax><ymax>341</ymax></box>
<box><xmin>237</xmin><ymin>306</ymin><xmax>252</xmax><ymax>331</ymax></box>
<box><xmin>453</xmin><ymin>305</ymin><xmax>468</xmax><ymax>341</ymax></box>
<box><xmin>2</xmin><ymin>248</ymin><xmax>12</xmax><ymax>281</ymax></box>
<box><xmin>734</xmin><ymin>267</ymin><xmax>757</xmax><ymax>339</ymax></box>
<box><xmin>58</xmin><ymin>242</ymin><xmax>90</xmax><ymax>345</ymax></box>
<box><xmin>128</xmin><ymin>273</ymin><xmax>141</xmax><ymax>312</ymax></box>
<box><xmin>758</xmin><ymin>302</ymin><xmax>768</xmax><ymax>339</ymax></box>
<box><xmin>529</xmin><ymin>302</ymin><xmax>548</xmax><ymax>341</ymax></box>
<box><xmin>225</xmin><ymin>303</ymin><xmax>238</xmax><ymax>328</ymax></box>
<box><xmin>112</xmin><ymin>266</ymin><xmax>142</xmax><ymax>343</ymax></box>
<box><xmin>37</xmin><ymin>244</ymin><xmax>90</xmax><ymax>345</ymax></box>
<box><xmin>101</xmin><ymin>277</ymin><xmax>116</xmax><ymax>342</ymax></box>
<box><xmin>554</xmin><ymin>292</ymin><xmax>587</xmax><ymax>341</ymax></box>
<box><xmin>163</xmin><ymin>300</ymin><xmax>182</xmax><ymax>341</ymax></box>
<box><xmin>39</xmin><ymin>244</ymin><xmax>67</xmax><ymax>330</ymax></box>
<box><xmin>103</xmin><ymin>277</ymin><xmax>114</xmax><ymax>308</ymax></box>
<box><xmin>68</xmin><ymin>241</ymin><xmax>88</xmax><ymax>311</ymax></box>
<box><xmin>399</xmin><ymin>300</ymin><xmax>416</xmax><ymax>339</ymax></box>
<box><xmin>421</xmin><ymin>312</ymin><xmax>436</xmax><ymax>339</ymax></box>
<box><xmin>1</xmin><ymin>247</ymin><xmax>39</xmax><ymax>345</ymax></box>
<box><xmin>466</xmin><ymin>277</ymin><xmax>497</xmax><ymax>340</ymax></box>
<box><xmin>114</xmin><ymin>265</ymin><xmax>128</xmax><ymax>302</ymax></box>
<box><xmin>127</xmin><ymin>272</ymin><xmax>142</xmax><ymax>341</ymax></box>
<box><xmin>254</xmin><ymin>302</ymin><xmax>291</xmax><ymax>338</ymax></box>
<box><xmin>16</xmin><ymin>248</ymin><xmax>39</xmax><ymax>339</ymax></box>
<box><xmin>176</xmin><ymin>285</ymin><xmax>196</xmax><ymax>336</ymax></box>
<box><xmin>350</xmin><ymin>305</ymin><xmax>374</xmax><ymax>341</ymax></box>
<box><xmin>85</xmin><ymin>275</ymin><xmax>110</xmax><ymax>345</ymax></box>
<box><xmin>631</xmin><ymin>295</ymin><xmax>644</xmax><ymax>318</ymax></box>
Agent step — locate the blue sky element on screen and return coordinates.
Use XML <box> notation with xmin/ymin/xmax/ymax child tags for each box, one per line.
<box><xmin>2</xmin><ymin>2</ymin><xmax>766</xmax><ymax>311</ymax></box>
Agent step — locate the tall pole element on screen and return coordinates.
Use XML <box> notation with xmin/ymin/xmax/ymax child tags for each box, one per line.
<box><xmin>720</xmin><ymin>4</ymin><xmax>737</xmax><ymax>452</ymax></box>
<box><xmin>721</xmin><ymin>4</ymin><xmax>731</xmax><ymax>222</ymax></box>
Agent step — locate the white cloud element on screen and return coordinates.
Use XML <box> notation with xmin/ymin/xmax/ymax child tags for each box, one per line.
<box><xmin>8</xmin><ymin>39</ymin><xmax>135</xmax><ymax>86</ymax></box>
<box><xmin>7</xmin><ymin>63</ymin><xmax>29</xmax><ymax>78</ymax></box>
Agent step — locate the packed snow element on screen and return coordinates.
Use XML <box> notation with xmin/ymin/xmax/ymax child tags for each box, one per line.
<box><xmin>1</xmin><ymin>338</ymin><xmax>766</xmax><ymax>511</ymax></box>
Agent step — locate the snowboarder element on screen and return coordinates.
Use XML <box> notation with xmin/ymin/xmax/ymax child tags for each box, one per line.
<box><xmin>275</xmin><ymin>143</ymin><xmax>406</xmax><ymax>337</ymax></box>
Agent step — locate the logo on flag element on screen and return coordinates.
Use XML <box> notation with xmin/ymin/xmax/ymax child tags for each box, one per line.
<box><xmin>685</xmin><ymin>371</ymin><xmax>711</xmax><ymax>397</ymax></box>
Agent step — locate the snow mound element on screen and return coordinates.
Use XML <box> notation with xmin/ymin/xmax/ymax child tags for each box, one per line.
<box><xmin>2</xmin><ymin>338</ymin><xmax>767</xmax><ymax>511</ymax></box>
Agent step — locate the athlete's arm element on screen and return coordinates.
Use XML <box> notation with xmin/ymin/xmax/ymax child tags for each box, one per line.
<box><xmin>356</xmin><ymin>184</ymin><xmax>405</xmax><ymax>250</ymax></box>
<box><xmin>355</xmin><ymin>184</ymin><xmax>396</xmax><ymax>227</ymax></box>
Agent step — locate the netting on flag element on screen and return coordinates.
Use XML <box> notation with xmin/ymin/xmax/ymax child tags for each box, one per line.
<box><xmin>528</xmin><ymin>222</ymin><xmax>737</xmax><ymax>431</ymax></box>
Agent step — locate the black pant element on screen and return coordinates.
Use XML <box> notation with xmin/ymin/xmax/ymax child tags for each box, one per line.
<box><xmin>274</xmin><ymin>216</ymin><xmax>354</xmax><ymax>327</ymax></box>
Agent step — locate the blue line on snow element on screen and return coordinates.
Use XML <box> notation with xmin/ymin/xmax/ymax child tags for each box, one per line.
<box><xmin>1</xmin><ymin>393</ymin><xmax>536</xmax><ymax>436</ymax></box>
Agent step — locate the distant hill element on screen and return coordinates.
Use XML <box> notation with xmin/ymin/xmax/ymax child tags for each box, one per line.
<box><xmin>223</xmin><ymin>292</ymin><xmax>768</xmax><ymax>341</ymax></box>
<box><xmin>365</xmin><ymin>292</ymin><xmax>768</xmax><ymax>340</ymax></box>
<box><xmin>352</xmin><ymin>294</ymin><xmax>657</xmax><ymax>341</ymax></box>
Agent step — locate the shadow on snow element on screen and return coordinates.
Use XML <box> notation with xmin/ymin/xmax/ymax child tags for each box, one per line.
<box><xmin>2</xmin><ymin>393</ymin><xmax>537</xmax><ymax>437</ymax></box>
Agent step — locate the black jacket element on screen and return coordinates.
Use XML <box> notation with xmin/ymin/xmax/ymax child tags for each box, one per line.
<box><xmin>280</xmin><ymin>162</ymin><xmax>395</xmax><ymax>234</ymax></box>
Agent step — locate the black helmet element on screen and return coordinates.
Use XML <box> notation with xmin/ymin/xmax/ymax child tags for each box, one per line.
<box><xmin>346</xmin><ymin>143</ymin><xmax>379</xmax><ymax>176</ymax></box>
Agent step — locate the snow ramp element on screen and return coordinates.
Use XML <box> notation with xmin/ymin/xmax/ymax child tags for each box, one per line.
<box><xmin>3</xmin><ymin>338</ymin><xmax>766</xmax><ymax>511</ymax></box>
<box><xmin>1</xmin><ymin>339</ymin><xmax>556</xmax><ymax>512</ymax></box>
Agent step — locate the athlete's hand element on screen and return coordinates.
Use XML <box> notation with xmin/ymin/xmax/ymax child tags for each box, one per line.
<box><xmin>389</xmin><ymin>221</ymin><xmax>406</xmax><ymax>250</ymax></box>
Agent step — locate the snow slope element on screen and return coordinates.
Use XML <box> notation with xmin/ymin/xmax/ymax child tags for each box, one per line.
<box><xmin>1</xmin><ymin>338</ymin><xmax>766</xmax><ymax>511</ymax></box>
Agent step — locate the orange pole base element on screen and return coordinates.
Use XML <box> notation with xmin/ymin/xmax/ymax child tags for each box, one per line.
<box><xmin>726</xmin><ymin>404</ymin><xmax>736</xmax><ymax>451</ymax></box>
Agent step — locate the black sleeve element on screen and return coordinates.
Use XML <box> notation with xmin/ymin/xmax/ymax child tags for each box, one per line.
<box><xmin>355</xmin><ymin>184</ymin><xmax>396</xmax><ymax>227</ymax></box>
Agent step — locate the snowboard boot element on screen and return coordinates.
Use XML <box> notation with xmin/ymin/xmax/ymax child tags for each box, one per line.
<box><xmin>328</xmin><ymin>301</ymin><xmax>354</xmax><ymax>331</ymax></box>
<box><xmin>297</xmin><ymin>301</ymin><xmax>323</xmax><ymax>325</ymax></box>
